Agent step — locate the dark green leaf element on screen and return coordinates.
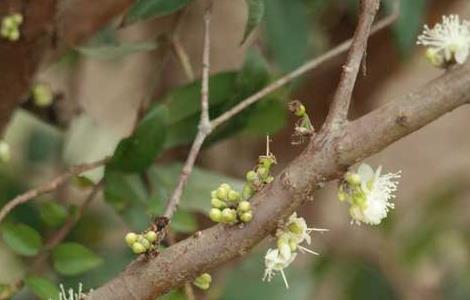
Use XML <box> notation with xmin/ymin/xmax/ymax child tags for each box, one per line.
<box><xmin>52</xmin><ymin>243</ymin><xmax>103</xmax><ymax>276</ymax></box>
<box><xmin>126</xmin><ymin>0</ymin><xmax>192</xmax><ymax>25</ymax></box>
<box><xmin>103</xmin><ymin>168</ymin><xmax>148</xmax><ymax>212</ymax></box>
<box><xmin>24</xmin><ymin>276</ymin><xmax>60</xmax><ymax>300</ymax></box>
<box><xmin>108</xmin><ymin>105</ymin><xmax>167</xmax><ymax>172</ymax></box>
<box><xmin>39</xmin><ymin>201</ymin><xmax>68</xmax><ymax>228</ymax></box>
<box><xmin>1</xmin><ymin>223</ymin><xmax>42</xmax><ymax>256</ymax></box>
<box><xmin>241</xmin><ymin>0</ymin><xmax>265</xmax><ymax>44</ymax></box>
<box><xmin>264</xmin><ymin>0</ymin><xmax>310</xmax><ymax>72</ymax></box>
<box><xmin>77</xmin><ymin>42</ymin><xmax>158</xmax><ymax>60</ymax></box>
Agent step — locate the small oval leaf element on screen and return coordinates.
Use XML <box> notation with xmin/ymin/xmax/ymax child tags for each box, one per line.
<box><xmin>39</xmin><ymin>201</ymin><xmax>68</xmax><ymax>228</ymax></box>
<box><xmin>24</xmin><ymin>276</ymin><xmax>60</xmax><ymax>300</ymax></box>
<box><xmin>1</xmin><ymin>223</ymin><xmax>43</xmax><ymax>256</ymax></box>
<box><xmin>52</xmin><ymin>243</ymin><xmax>103</xmax><ymax>276</ymax></box>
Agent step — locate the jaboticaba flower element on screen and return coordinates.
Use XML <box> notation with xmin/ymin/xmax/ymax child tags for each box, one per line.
<box><xmin>263</xmin><ymin>212</ymin><xmax>327</xmax><ymax>289</ymax></box>
<box><xmin>263</xmin><ymin>248</ymin><xmax>297</xmax><ymax>289</ymax></box>
<box><xmin>338</xmin><ymin>163</ymin><xmax>401</xmax><ymax>225</ymax></box>
<box><xmin>417</xmin><ymin>15</ymin><xmax>470</xmax><ymax>67</ymax></box>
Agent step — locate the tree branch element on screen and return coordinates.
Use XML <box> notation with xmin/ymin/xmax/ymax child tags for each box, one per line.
<box><xmin>163</xmin><ymin>6</ymin><xmax>212</xmax><ymax>219</ymax></box>
<box><xmin>0</xmin><ymin>158</ymin><xmax>107</xmax><ymax>224</ymax></box>
<box><xmin>87</xmin><ymin>57</ymin><xmax>470</xmax><ymax>300</ymax></box>
<box><xmin>323</xmin><ymin>0</ymin><xmax>380</xmax><ymax>130</ymax></box>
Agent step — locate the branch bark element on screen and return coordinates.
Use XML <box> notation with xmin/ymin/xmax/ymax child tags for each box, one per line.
<box><xmin>88</xmin><ymin>59</ymin><xmax>470</xmax><ymax>300</ymax></box>
<box><xmin>323</xmin><ymin>0</ymin><xmax>380</xmax><ymax>130</ymax></box>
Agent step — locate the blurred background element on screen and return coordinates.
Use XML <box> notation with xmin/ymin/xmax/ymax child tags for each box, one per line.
<box><xmin>1</xmin><ymin>0</ymin><xmax>470</xmax><ymax>299</ymax></box>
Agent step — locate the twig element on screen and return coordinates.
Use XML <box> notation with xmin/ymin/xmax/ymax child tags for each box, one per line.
<box><xmin>323</xmin><ymin>0</ymin><xmax>380</xmax><ymax>129</ymax></box>
<box><xmin>210</xmin><ymin>5</ymin><xmax>396</xmax><ymax>129</ymax></box>
<box><xmin>172</xmin><ymin>35</ymin><xmax>195</xmax><ymax>81</ymax></box>
<box><xmin>163</xmin><ymin>6</ymin><xmax>213</xmax><ymax>219</ymax></box>
<box><xmin>0</xmin><ymin>158</ymin><xmax>107</xmax><ymax>224</ymax></box>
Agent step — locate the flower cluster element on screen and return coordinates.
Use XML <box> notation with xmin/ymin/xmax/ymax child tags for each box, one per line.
<box><xmin>263</xmin><ymin>213</ymin><xmax>327</xmax><ymax>289</ymax></box>
<box><xmin>1</xmin><ymin>13</ymin><xmax>23</xmax><ymax>42</ymax></box>
<box><xmin>417</xmin><ymin>15</ymin><xmax>470</xmax><ymax>67</ymax></box>
<box><xmin>242</xmin><ymin>153</ymin><xmax>277</xmax><ymax>199</ymax></box>
<box><xmin>125</xmin><ymin>230</ymin><xmax>159</xmax><ymax>254</ymax></box>
<box><xmin>32</xmin><ymin>83</ymin><xmax>54</xmax><ymax>107</ymax></box>
<box><xmin>193</xmin><ymin>273</ymin><xmax>212</xmax><ymax>290</ymax></box>
<box><xmin>209</xmin><ymin>183</ymin><xmax>253</xmax><ymax>224</ymax></box>
<box><xmin>288</xmin><ymin>100</ymin><xmax>314</xmax><ymax>144</ymax></box>
<box><xmin>338</xmin><ymin>163</ymin><xmax>401</xmax><ymax>225</ymax></box>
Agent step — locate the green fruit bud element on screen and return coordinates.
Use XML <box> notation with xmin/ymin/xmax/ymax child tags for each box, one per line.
<box><xmin>346</xmin><ymin>173</ymin><xmax>361</xmax><ymax>185</ymax></box>
<box><xmin>2</xmin><ymin>17</ymin><xmax>15</xmax><ymax>29</ymax></box>
<box><xmin>257</xmin><ymin>167</ymin><xmax>269</xmax><ymax>179</ymax></box>
<box><xmin>211</xmin><ymin>198</ymin><xmax>226</xmax><ymax>209</ymax></box>
<box><xmin>132</xmin><ymin>242</ymin><xmax>146</xmax><ymax>254</ymax></box>
<box><xmin>221</xmin><ymin>208</ymin><xmax>237</xmax><ymax>224</ymax></box>
<box><xmin>32</xmin><ymin>83</ymin><xmax>54</xmax><ymax>107</ymax></box>
<box><xmin>242</xmin><ymin>184</ymin><xmax>254</xmax><ymax>200</ymax></box>
<box><xmin>140</xmin><ymin>238</ymin><xmax>151</xmax><ymax>250</ymax></box>
<box><xmin>193</xmin><ymin>273</ymin><xmax>212</xmax><ymax>290</ymax></box>
<box><xmin>238</xmin><ymin>201</ymin><xmax>251</xmax><ymax>212</ymax></box>
<box><xmin>209</xmin><ymin>208</ymin><xmax>222</xmax><ymax>222</ymax></box>
<box><xmin>9</xmin><ymin>29</ymin><xmax>19</xmax><ymax>41</ymax></box>
<box><xmin>125</xmin><ymin>232</ymin><xmax>138</xmax><ymax>246</ymax></box>
<box><xmin>220</xmin><ymin>183</ymin><xmax>231</xmax><ymax>190</ymax></box>
<box><xmin>246</xmin><ymin>170</ymin><xmax>258</xmax><ymax>182</ymax></box>
<box><xmin>295</xmin><ymin>104</ymin><xmax>306</xmax><ymax>117</ymax></box>
<box><xmin>216</xmin><ymin>186</ymin><xmax>228</xmax><ymax>200</ymax></box>
<box><xmin>338</xmin><ymin>190</ymin><xmax>346</xmax><ymax>202</ymax></box>
<box><xmin>144</xmin><ymin>231</ymin><xmax>158</xmax><ymax>243</ymax></box>
<box><xmin>227</xmin><ymin>190</ymin><xmax>240</xmax><ymax>202</ymax></box>
<box><xmin>240</xmin><ymin>211</ymin><xmax>253</xmax><ymax>223</ymax></box>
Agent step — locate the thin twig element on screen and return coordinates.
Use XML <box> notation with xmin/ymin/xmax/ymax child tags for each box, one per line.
<box><xmin>211</xmin><ymin>6</ymin><xmax>397</xmax><ymax>129</ymax></box>
<box><xmin>172</xmin><ymin>35</ymin><xmax>195</xmax><ymax>81</ymax></box>
<box><xmin>163</xmin><ymin>6</ymin><xmax>213</xmax><ymax>219</ymax></box>
<box><xmin>0</xmin><ymin>158</ymin><xmax>108</xmax><ymax>224</ymax></box>
<box><xmin>323</xmin><ymin>0</ymin><xmax>380</xmax><ymax>129</ymax></box>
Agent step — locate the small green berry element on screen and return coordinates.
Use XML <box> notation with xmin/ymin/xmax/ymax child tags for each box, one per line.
<box><xmin>132</xmin><ymin>242</ymin><xmax>146</xmax><ymax>254</ymax></box>
<box><xmin>240</xmin><ymin>211</ymin><xmax>253</xmax><ymax>223</ymax></box>
<box><xmin>216</xmin><ymin>186</ymin><xmax>228</xmax><ymax>200</ymax></box>
<box><xmin>139</xmin><ymin>237</ymin><xmax>151</xmax><ymax>250</ymax></box>
<box><xmin>144</xmin><ymin>231</ymin><xmax>158</xmax><ymax>243</ymax></box>
<box><xmin>32</xmin><ymin>83</ymin><xmax>54</xmax><ymax>107</ymax></box>
<box><xmin>246</xmin><ymin>170</ymin><xmax>258</xmax><ymax>182</ymax></box>
<box><xmin>227</xmin><ymin>190</ymin><xmax>240</xmax><ymax>202</ymax></box>
<box><xmin>221</xmin><ymin>208</ymin><xmax>237</xmax><ymax>224</ymax></box>
<box><xmin>209</xmin><ymin>208</ymin><xmax>222</xmax><ymax>222</ymax></box>
<box><xmin>238</xmin><ymin>201</ymin><xmax>251</xmax><ymax>212</ymax></box>
<box><xmin>211</xmin><ymin>198</ymin><xmax>226</xmax><ymax>209</ymax></box>
<box><xmin>295</xmin><ymin>104</ymin><xmax>306</xmax><ymax>117</ymax></box>
<box><xmin>242</xmin><ymin>184</ymin><xmax>254</xmax><ymax>200</ymax></box>
<box><xmin>125</xmin><ymin>232</ymin><xmax>138</xmax><ymax>246</ymax></box>
<box><xmin>193</xmin><ymin>273</ymin><xmax>212</xmax><ymax>290</ymax></box>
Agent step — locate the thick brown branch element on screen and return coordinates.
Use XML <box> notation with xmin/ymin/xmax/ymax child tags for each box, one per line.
<box><xmin>323</xmin><ymin>0</ymin><xmax>380</xmax><ymax>130</ymax></box>
<box><xmin>88</xmin><ymin>57</ymin><xmax>470</xmax><ymax>300</ymax></box>
<box><xmin>0</xmin><ymin>158</ymin><xmax>107</xmax><ymax>224</ymax></box>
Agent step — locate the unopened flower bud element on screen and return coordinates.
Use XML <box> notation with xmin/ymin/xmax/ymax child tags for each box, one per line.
<box><xmin>144</xmin><ymin>231</ymin><xmax>158</xmax><ymax>243</ymax></box>
<box><xmin>12</xmin><ymin>14</ymin><xmax>23</xmax><ymax>24</ymax></box>
<box><xmin>125</xmin><ymin>232</ymin><xmax>138</xmax><ymax>246</ymax></box>
<box><xmin>221</xmin><ymin>208</ymin><xmax>237</xmax><ymax>224</ymax></box>
<box><xmin>132</xmin><ymin>242</ymin><xmax>146</xmax><ymax>254</ymax></box>
<box><xmin>257</xmin><ymin>167</ymin><xmax>268</xmax><ymax>179</ymax></box>
<box><xmin>9</xmin><ymin>29</ymin><xmax>19</xmax><ymax>41</ymax></box>
<box><xmin>209</xmin><ymin>208</ymin><xmax>222</xmax><ymax>223</ymax></box>
<box><xmin>193</xmin><ymin>273</ymin><xmax>212</xmax><ymax>290</ymax></box>
<box><xmin>240</xmin><ymin>211</ymin><xmax>253</xmax><ymax>223</ymax></box>
<box><xmin>32</xmin><ymin>83</ymin><xmax>54</xmax><ymax>107</ymax></box>
<box><xmin>238</xmin><ymin>201</ymin><xmax>251</xmax><ymax>212</ymax></box>
<box><xmin>216</xmin><ymin>186</ymin><xmax>228</xmax><ymax>200</ymax></box>
<box><xmin>227</xmin><ymin>190</ymin><xmax>240</xmax><ymax>202</ymax></box>
<box><xmin>211</xmin><ymin>198</ymin><xmax>226</xmax><ymax>209</ymax></box>
<box><xmin>246</xmin><ymin>170</ymin><xmax>258</xmax><ymax>182</ymax></box>
<box><xmin>242</xmin><ymin>184</ymin><xmax>254</xmax><ymax>200</ymax></box>
<box><xmin>346</xmin><ymin>173</ymin><xmax>361</xmax><ymax>185</ymax></box>
<box><xmin>139</xmin><ymin>237</ymin><xmax>151</xmax><ymax>250</ymax></box>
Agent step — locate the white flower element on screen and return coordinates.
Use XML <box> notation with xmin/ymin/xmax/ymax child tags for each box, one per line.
<box><xmin>285</xmin><ymin>212</ymin><xmax>327</xmax><ymax>254</ymax></box>
<box><xmin>345</xmin><ymin>163</ymin><xmax>401</xmax><ymax>225</ymax></box>
<box><xmin>263</xmin><ymin>248</ymin><xmax>297</xmax><ymax>289</ymax></box>
<box><xmin>417</xmin><ymin>15</ymin><xmax>470</xmax><ymax>66</ymax></box>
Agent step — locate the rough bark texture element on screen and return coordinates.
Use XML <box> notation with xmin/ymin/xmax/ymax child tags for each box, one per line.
<box><xmin>88</xmin><ymin>62</ymin><xmax>470</xmax><ymax>300</ymax></box>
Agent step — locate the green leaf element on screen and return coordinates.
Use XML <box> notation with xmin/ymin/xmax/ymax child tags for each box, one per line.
<box><xmin>241</xmin><ymin>0</ymin><xmax>265</xmax><ymax>44</ymax></box>
<box><xmin>24</xmin><ymin>276</ymin><xmax>60</xmax><ymax>300</ymax></box>
<box><xmin>39</xmin><ymin>201</ymin><xmax>68</xmax><ymax>228</ymax></box>
<box><xmin>390</xmin><ymin>0</ymin><xmax>427</xmax><ymax>54</ymax></box>
<box><xmin>1</xmin><ymin>223</ymin><xmax>42</xmax><ymax>256</ymax></box>
<box><xmin>103</xmin><ymin>168</ymin><xmax>147</xmax><ymax>211</ymax></box>
<box><xmin>126</xmin><ymin>0</ymin><xmax>192</xmax><ymax>25</ymax></box>
<box><xmin>148</xmin><ymin>164</ymin><xmax>244</xmax><ymax>213</ymax></box>
<box><xmin>52</xmin><ymin>243</ymin><xmax>103</xmax><ymax>276</ymax></box>
<box><xmin>77</xmin><ymin>42</ymin><xmax>158</xmax><ymax>60</ymax></box>
<box><xmin>264</xmin><ymin>0</ymin><xmax>310</xmax><ymax>72</ymax></box>
<box><xmin>108</xmin><ymin>105</ymin><xmax>168</xmax><ymax>172</ymax></box>
<box><xmin>171</xmin><ymin>210</ymin><xmax>197</xmax><ymax>233</ymax></box>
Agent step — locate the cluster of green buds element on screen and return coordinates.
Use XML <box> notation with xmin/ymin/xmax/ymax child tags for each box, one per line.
<box><xmin>125</xmin><ymin>230</ymin><xmax>159</xmax><ymax>254</ymax></box>
<box><xmin>32</xmin><ymin>83</ymin><xmax>54</xmax><ymax>107</ymax></box>
<box><xmin>193</xmin><ymin>273</ymin><xmax>212</xmax><ymax>290</ymax></box>
<box><xmin>288</xmin><ymin>100</ymin><xmax>314</xmax><ymax>144</ymax></box>
<box><xmin>242</xmin><ymin>152</ymin><xmax>276</xmax><ymax>199</ymax></box>
<box><xmin>1</xmin><ymin>13</ymin><xmax>23</xmax><ymax>41</ymax></box>
<box><xmin>208</xmin><ymin>183</ymin><xmax>252</xmax><ymax>224</ymax></box>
